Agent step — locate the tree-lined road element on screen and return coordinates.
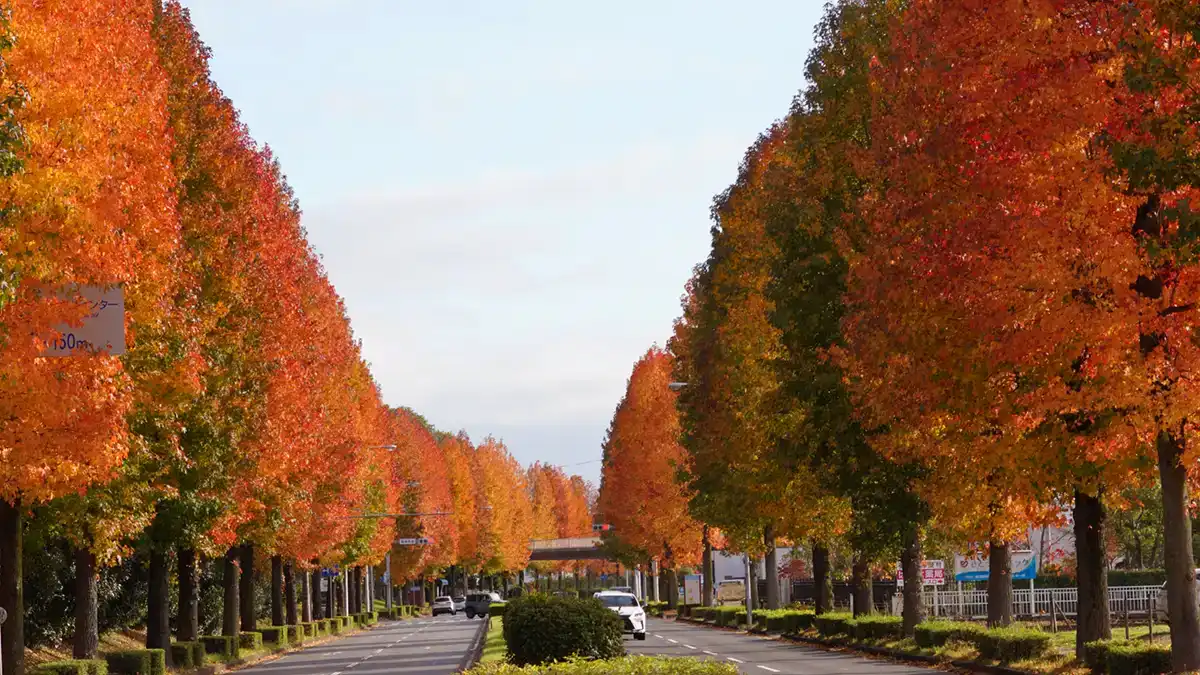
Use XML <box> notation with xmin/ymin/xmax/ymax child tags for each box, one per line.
<box><xmin>239</xmin><ymin>617</ymin><xmax>485</xmax><ymax>675</ymax></box>
<box><xmin>628</xmin><ymin>620</ymin><xmax>933</xmax><ymax>675</ymax></box>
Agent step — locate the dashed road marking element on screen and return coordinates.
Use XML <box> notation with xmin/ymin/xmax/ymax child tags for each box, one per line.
<box><xmin>756</xmin><ymin>667</ymin><xmax>779</xmax><ymax>673</ymax></box>
<box><xmin>684</xmin><ymin>645</ymin><xmax>697</xmax><ymax>650</ymax></box>
<box><xmin>703</xmin><ymin>651</ymin><xmax>718</xmax><ymax>656</ymax></box>
<box><xmin>654</xmin><ymin>634</ymin><xmax>664</xmax><ymax>639</ymax></box>
<box><xmin>727</xmin><ymin>657</ymin><xmax>744</xmax><ymax>664</ymax></box>
<box><xmin>667</xmin><ymin>639</ymin><xmax>678</xmax><ymax>644</ymax></box>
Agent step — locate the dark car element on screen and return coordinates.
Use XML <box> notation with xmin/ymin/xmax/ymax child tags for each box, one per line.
<box><xmin>464</xmin><ymin>591</ymin><xmax>503</xmax><ymax>619</ymax></box>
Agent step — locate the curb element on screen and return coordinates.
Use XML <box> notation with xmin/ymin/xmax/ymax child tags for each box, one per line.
<box><xmin>461</xmin><ymin>617</ymin><xmax>491</xmax><ymax>671</ymax></box>
<box><xmin>675</xmin><ymin>616</ymin><xmax>1030</xmax><ymax>675</ymax></box>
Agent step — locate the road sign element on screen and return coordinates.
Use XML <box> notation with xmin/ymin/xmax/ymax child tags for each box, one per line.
<box><xmin>592</xmin><ymin>523</ymin><xmax>612</xmax><ymax>532</ymax></box>
<box><xmin>320</xmin><ymin>578</ymin><xmax>329</xmax><ymax>592</ymax></box>
<box><xmin>395</xmin><ymin>537</ymin><xmax>430</xmax><ymax>546</ymax></box>
<box><xmin>896</xmin><ymin>560</ymin><xmax>946</xmax><ymax>586</ymax></box>
<box><xmin>41</xmin><ymin>285</ymin><xmax>126</xmax><ymax>357</ymax></box>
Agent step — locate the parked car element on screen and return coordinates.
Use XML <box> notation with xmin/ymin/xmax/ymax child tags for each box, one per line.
<box><xmin>609</xmin><ymin>586</ymin><xmax>634</xmax><ymax>594</ymax></box>
<box><xmin>452</xmin><ymin>596</ymin><xmax>466</xmax><ymax>612</ymax></box>
<box><xmin>465</xmin><ymin>591</ymin><xmax>504</xmax><ymax>619</ymax></box>
<box><xmin>594</xmin><ymin>590</ymin><xmax>647</xmax><ymax>640</ymax></box>
<box><xmin>1153</xmin><ymin>571</ymin><xmax>1200</xmax><ymax>622</ymax></box>
<box><xmin>432</xmin><ymin>595</ymin><xmax>457</xmax><ymax>616</ymax></box>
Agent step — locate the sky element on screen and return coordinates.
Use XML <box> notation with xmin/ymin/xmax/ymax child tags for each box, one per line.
<box><xmin>180</xmin><ymin>0</ymin><xmax>827</xmax><ymax>485</ymax></box>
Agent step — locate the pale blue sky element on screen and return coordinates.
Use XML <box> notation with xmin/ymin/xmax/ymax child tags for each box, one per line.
<box><xmin>181</xmin><ymin>1</ymin><xmax>826</xmax><ymax>484</ymax></box>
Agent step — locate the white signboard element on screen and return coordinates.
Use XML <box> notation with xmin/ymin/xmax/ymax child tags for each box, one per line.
<box><xmin>42</xmin><ymin>285</ymin><xmax>125</xmax><ymax>356</ymax></box>
<box><xmin>395</xmin><ymin>537</ymin><xmax>429</xmax><ymax>546</ymax></box>
<box><xmin>896</xmin><ymin>559</ymin><xmax>946</xmax><ymax>586</ymax></box>
<box><xmin>683</xmin><ymin>574</ymin><xmax>702</xmax><ymax>605</ymax></box>
<box><xmin>320</xmin><ymin>578</ymin><xmax>329</xmax><ymax>592</ymax></box>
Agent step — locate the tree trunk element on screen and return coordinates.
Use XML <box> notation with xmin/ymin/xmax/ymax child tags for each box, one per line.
<box><xmin>0</xmin><ymin>498</ymin><xmax>24</xmax><ymax>675</ymax></box>
<box><xmin>702</xmin><ymin>526</ymin><xmax>714</xmax><ymax>607</ymax></box>
<box><xmin>285</xmin><ymin>561</ymin><xmax>298</xmax><ymax>626</ymax></box>
<box><xmin>222</xmin><ymin>547</ymin><xmax>239</xmax><ymax>637</ymax></box>
<box><xmin>666</xmin><ymin>568</ymin><xmax>679</xmax><ymax>608</ymax></box>
<box><xmin>764</xmin><ymin>525</ymin><xmax>780</xmax><ymax>610</ymax></box>
<box><xmin>900</xmin><ymin>527</ymin><xmax>924</xmax><ymax>636</ymax></box>
<box><xmin>1159</xmin><ymin>429</ymin><xmax>1200</xmax><ymax>671</ymax></box>
<box><xmin>1074</xmin><ymin>489</ymin><xmax>1111</xmax><ymax>657</ymax></box>
<box><xmin>812</xmin><ymin>542</ymin><xmax>833</xmax><ymax>614</ymax></box>
<box><xmin>72</xmin><ymin>547</ymin><xmax>99</xmax><ymax>659</ymax></box>
<box><xmin>748</xmin><ymin>557</ymin><xmax>759</xmax><ymax>609</ymax></box>
<box><xmin>310</xmin><ymin>569</ymin><xmax>321</xmax><ymax>621</ymax></box>
<box><xmin>851</xmin><ymin>555</ymin><xmax>871</xmax><ymax>618</ymax></box>
<box><xmin>177</xmin><ymin>548</ymin><xmax>199</xmax><ymax>641</ymax></box>
<box><xmin>147</xmin><ymin>550</ymin><xmax>172</xmax><ymax>666</ymax></box>
<box><xmin>239</xmin><ymin>544</ymin><xmax>255</xmax><ymax>632</ymax></box>
<box><xmin>271</xmin><ymin>555</ymin><xmax>284</xmax><ymax>626</ymax></box>
<box><xmin>987</xmin><ymin>541</ymin><xmax>1013</xmax><ymax>627</ymax></box>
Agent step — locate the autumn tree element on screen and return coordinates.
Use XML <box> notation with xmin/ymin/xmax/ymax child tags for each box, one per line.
<box><xmin>0</xmin><ymin>2</ymin><xmax>181</xmax><ymax>672</ymax></box>
<box><xmin>599</xmin><ymin>347</ymin><xmax>702</xmax><ymax>602</ymax></box>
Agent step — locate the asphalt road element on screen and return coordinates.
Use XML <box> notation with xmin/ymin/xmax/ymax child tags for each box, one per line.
<box><xmin>238</xmin><ymin>615</ymin><xmax>486</xmax><ymax>675</ymax></box>
<box><xmin>628</xmin><ymin>618</ymin><xmax>935</xmax><ymax>675</ymax></box>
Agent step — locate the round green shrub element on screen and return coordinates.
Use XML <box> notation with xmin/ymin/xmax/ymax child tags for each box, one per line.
<box><xmin>501</xmin><ymin>594</ymin><xmax>624</xmax><ymax>665</ymax></box>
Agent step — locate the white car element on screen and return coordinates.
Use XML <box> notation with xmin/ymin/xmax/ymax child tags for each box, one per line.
<box><xmin>594</xmin><ymin>591</ymin><xmax>647</xmax><ymax>640</ymax></box>
<box><xmin>1153</xmin><ymin>571</ymin><xmax>1200</xmax><ymax>622</ymax></box>
<box><xmin>452</xmin><ymin>596</ymin><xmax>466</xmax><ymax>613</ymax></box>
<box><xmin>432</xmin><ymin>595</ymin><xmax>457</xmax><ymax>616</ymax></box>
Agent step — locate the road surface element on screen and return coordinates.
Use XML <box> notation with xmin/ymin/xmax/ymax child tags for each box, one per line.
<box><xmin>238</xmin><ymin>615</ymin><xmax>485</xmax><ymax>675</ymax></box>
<box><xmin>628</xmin><ymin>618</ymin><xmax>935</xmax><ymax>675</ymax></box>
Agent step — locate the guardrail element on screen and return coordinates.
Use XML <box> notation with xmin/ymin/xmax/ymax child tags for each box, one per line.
<box><xmin>921</xmin><ymin>585</ymin><xmax>1161</xmax><ymax>619</ymax></box>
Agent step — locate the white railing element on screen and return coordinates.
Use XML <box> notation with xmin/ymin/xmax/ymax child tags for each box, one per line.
<box><xmin>920</xmin><ymin>585</ymin><xmax>1161</xmax><ymax>619</ymax></box>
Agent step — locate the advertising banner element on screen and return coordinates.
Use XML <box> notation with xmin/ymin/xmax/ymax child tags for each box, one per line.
<box><xmin>954</xmin><ymin>551</ymin><xmax>1037</xmax><ymax>582</ymax></box>
<box><xmin>683</xmin><ymin>574</ymin><xmax>702</xmax><ymax>605</ymax></box>
<box><xmin>895</xmin><ymin>560</ymin><xmax>946</xmax><ymax>586</ymax></box>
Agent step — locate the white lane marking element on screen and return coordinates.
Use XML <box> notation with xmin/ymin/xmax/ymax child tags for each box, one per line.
<box><xmin>667</xmin><ymin>639</ymin><xmax>678</xmax><ymax>644</ymax></box>
<box><xmin>684</xmin><ymin>645</ymin><xmax>697</xmax><ymax>650</ymax></box>
<box><xmin>703</xmin><ymin>651</ymin><xmax>718</xmax><ymax>656</ymax></box>
<box><xmin>654</xmin><ymin>634</ymin><xmax>664</xmax><ymax>639</ymax></box>
<box><xmin>757</xmin><ymin>667</ymin><xmax>779</xmax><ymax>673</ymax></box>
<box><xmin>727</xmin><ymin>657</ymin><xmax>744</xmax><ymax>664</ymax></box>
<box><xmin>425</xmin><ymin>646</ymin><xmax>431</xmax><ymax>650</ymax></box>
<box><xmin>374</xmin><ymin>649</ymin><xmax>383</xmax><ymax>654</ymax></box>
<box><xmin>330</xmin><ymin>671</ymin><xmax>342</xmax><ymax>675</ymax></box>
<box><xmin>328</xmin><ymin>652</ymin><xmax>341</xmax><ymax>657</ymax></box>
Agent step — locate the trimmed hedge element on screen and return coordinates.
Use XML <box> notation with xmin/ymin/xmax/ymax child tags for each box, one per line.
<box><xmin>31</xmin><ymin>660</ymin><xmax>108</xmax><ymax>675</ymax></box>
<box><xmin>490</xmin><ymin>602</ymin><xmax>507</xmax><ymax>618</ymax></box>
<box><xmin>301</xmin><ymin>622</ymin><xmax>316</xmax><ymax>637</ymax></box>
<box><xmin>328</xmin><ymin>618</ymin><xmax>343</xmax><ymax>635</ymax></box>
<box><xmin>465</xmin><ymin>655</ymin><xmax>739</xmax><ymax>674</ymax></box>
<box><xmin>646</xmin><ymin>601</ymin><xmax>668</xmax><ymax>618</ymax></box>
<box><xmin>814</xmin><ymin>613</ymin><xmax>854</xmax><ymax>637</ymax></box>
<box><xmin>913</xmin><ymin>621</ymin><xmax>986</xmax><ymax>648</ymax></box>
<box><xmin>1083</xmin><ymin>640</ymin><xmax>1171</xmax><ymax>675</ymax></box>
<box><xmin>785</xmin><ymin>610</ymin><xmax>815</xmax><ymax>633</ymax></box>
<box><xmin>502</xmin><ymin>594</ymin><xmax>624</xmax><ymax>666</ymax></box>
<box><xmin>973</xmin><ymin>626</ymin><xmax>1051</xmax><ymax>663</ymax></box>
<box><xmin>852</xmin><ymin>615</ymin><xmax>902</xmax><ymax>640</ymax></box>
<box><xmin>169</xmin><ymin>642</ymin><xmax>205</xmax><ymax>668</ymax></box>
<box><xmin>259</xmin><ymin>626</ymin><xmax>289</xmax><ymax>648</ymax></box>
<box><xmin>199</xmin><ymin>635</ymin><xmax>237</xmax><ymax>660</ymax></box>
<box><xmin>238</xmin><ymin>631</ymin><xmax>263</xmax><ymax>651</ymax></box>
<box><xmin>103</xmin><ymin>650</ymin><xmax>165</xmax><ymax>675</ymax></box>
<box><xmin>678</xmin><ymin>604</ymin><xmax>700</xmax><ymax>618</ymax></box>
<box><xmin>287</xmin><ymin>625</ymin><xmax>303</xmax><ymax>644</ymax></box>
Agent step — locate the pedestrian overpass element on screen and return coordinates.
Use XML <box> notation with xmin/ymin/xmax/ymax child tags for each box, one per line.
<box><xmin>528</xmin><ymin>536</ymin><xmax>614</xmax><ymax>561</ymax></box>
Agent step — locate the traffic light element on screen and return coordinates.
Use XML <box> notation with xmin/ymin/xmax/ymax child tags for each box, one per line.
<box><xmin>592</xmin><ymin>523</ymin><xmax>612</xmax><ymax>532</ymax></box>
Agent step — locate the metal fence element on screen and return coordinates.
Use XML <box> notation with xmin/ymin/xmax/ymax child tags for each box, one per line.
<box><xmin>920</xmin><ymin>585</ymin><xmax>1161</xmax><ymax>619</ymax></box>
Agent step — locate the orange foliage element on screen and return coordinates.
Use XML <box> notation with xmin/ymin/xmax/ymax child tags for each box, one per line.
<box><xmin>599</xmin><ymin>347</ymin><xmax>702</xmax><ymax>567</ymax></box>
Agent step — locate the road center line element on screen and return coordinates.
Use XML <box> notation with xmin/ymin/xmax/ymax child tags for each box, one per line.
<box><xmin>757</xmin><ymin>667</ymin><xmax>780</xmax><ymax>673</ymax></box>
<box><xmin>727</xmin><ymin>657</ymin><xmax>744</xmax><ymax>664</ymax></box>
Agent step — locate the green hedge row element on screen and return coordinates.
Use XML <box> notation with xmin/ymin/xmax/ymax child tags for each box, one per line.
<box><xmin>645</xmin><ymin>601</ymin><xmax>668</xmax><ymax>618</ymax></box>
<box><xmin>1083</xmin><ymin>640</ymin><xmax>1171</xmax><ymax>675</ymax></box>
<box><xmin>814</xmin><ymin>617</ymin><xmax>1049</xmax><ymax>664</ymax></box>
<box><xmin>168</xmin><ymin>642</ymin><xmax>205</xmax><ymax>668</ymax></box>
<box><xmin>912</xmin><ymin>621</ymin><xmax>986</xmax><ymax>648</ymax></box>
<box><xmin>103</xmin><ymin>650</ymin><xmax>165</xmax><ymax>675</ymax></box>
<box><xmin>31</xmin><ymin>660</ymin><xmax>108</xmax><ymax>675</ymax></box>
<box><xmin>200</xmin><ymin>635</ymin><xmax>237</xmax><ymax>660</ymax></box>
